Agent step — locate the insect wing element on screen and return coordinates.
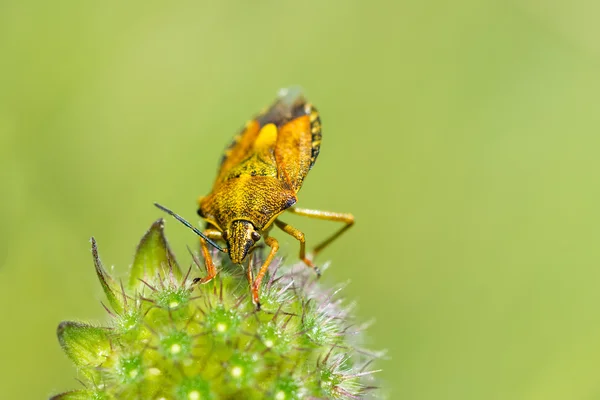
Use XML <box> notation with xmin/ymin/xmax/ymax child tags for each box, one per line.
<box><xmin>215</xmin><ymin>119</ymin><xmax>261</xmax><ymax>186</ymax></box>
<box><xmin>215</xmin><ymin>88</ymin><xmax>321</xmax><ymax>192</ymax></box>
<box><xmin>272</xmin><ymin>88</ymin><xmax>321</xmax><ymax>192</ymax></box>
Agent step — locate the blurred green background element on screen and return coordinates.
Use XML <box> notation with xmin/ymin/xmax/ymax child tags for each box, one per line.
<box><xmin>2</xmin><ymin>0</ymin><xmax>600</xmax><ymax>398</ymax></box>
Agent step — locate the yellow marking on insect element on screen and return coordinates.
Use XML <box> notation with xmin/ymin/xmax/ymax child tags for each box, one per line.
<box><xmin>253</xmin><ymin>123</ymin><xmax>278</xmax><ymax>151</ymax></box>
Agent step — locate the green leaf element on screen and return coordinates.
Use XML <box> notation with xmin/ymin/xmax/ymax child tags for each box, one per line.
<box><xmin>50</xmin><ymin>390</ymin><xmax>105</xmax><ymax>400</ymax></box>
<box><xmin>128</xmin><ymin>219</ymin><xmax>182</xmax><ymax>291</ymax></box>
<box><xmin>91</xmin><ymin>237</ymin><xmax>124</xmax><ymax>315</ymax></box>
<box><xmin>57</xmin><ymin>321</ymin><xmax>112</xmax><ymax>368</ymax></box>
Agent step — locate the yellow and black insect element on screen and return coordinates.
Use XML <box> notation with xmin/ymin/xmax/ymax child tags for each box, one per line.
<box><xmin>156</xmin><ymin>88</ymin><xmax>354</xmax><ymax>309</ymax></box>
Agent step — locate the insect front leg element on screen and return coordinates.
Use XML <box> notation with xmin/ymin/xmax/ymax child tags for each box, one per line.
<box><xmin>285</xmin><ymin>207</ymin><xmax>354</xmax><ymax>257</ymax></box>
<box><xmin>198</xmin><ymin>229</ymin><xmax>223</xmax><ymax>284</ymax></box>
<box><xmin>274</xmin><ymin>219</ymin><xmax>321</xmax><ymax>276</ymax></box>
<box><xmin>251</xmin><ymin>236</ymin><xmax>279</xmax><ymax>310</ymax></box>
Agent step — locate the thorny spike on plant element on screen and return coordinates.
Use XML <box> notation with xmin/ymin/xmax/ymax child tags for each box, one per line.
<box><xmin>53</xmin><ymin>220</ymin><xmax>382</xmax><ymax>399</ymax></box>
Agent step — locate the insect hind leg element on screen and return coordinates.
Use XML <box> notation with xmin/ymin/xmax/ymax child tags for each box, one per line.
<box><xmin>274</xmin><ymin>219</ymin><xmax>321</xmax><ymax>277</ymax></box>
<box><xmin>285</xmin><ymin>207</ymin><xmax>354</xmax><ymax>257</ymax></box>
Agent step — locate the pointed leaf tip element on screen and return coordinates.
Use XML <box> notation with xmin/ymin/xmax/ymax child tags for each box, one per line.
<box><xmin>57</xmin><ymin>321</ymin><xmax>112</xmax><ymax>368</ymax></box>
<box><xmin>50</xmin><ymin>390</ymin><xmax>98</xmax><ymax>400</ymax></box>
<box><xmin>128</xmin><ymin>219</ymin><xmax>182</xmax><ymax>291</ymax></box>
<box><xmin>91</xmin><ymin>237</ymin><xmax>124</xmax><ymax>315</ymax></box>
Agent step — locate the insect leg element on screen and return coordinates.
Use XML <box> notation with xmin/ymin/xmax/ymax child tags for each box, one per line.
<box><xmin>198</xmin><ymin>229</ymin><xmax>223</xmax><ymax>284</ymax></box>
<box><xmin>246</xmin><ymin>257</ymin><xmax>254</xmax><ymax>287</ymax></box>
<box><xmin>251</xmin><ymin>236</ymin><xmax>279</xmax><ymax>310</ymax></box>
<box><xmin>285</xmin><ymin>207</ymin><xmax>354</xmax><ymax>256</ymax></box>
<box><xmin>274</xmin><ymin>219</ymin><xmax>321</xmax><ymax>276</ymax></box>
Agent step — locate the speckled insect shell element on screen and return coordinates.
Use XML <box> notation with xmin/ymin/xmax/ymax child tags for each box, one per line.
<box><xmin>198</xmin><ymin>88</ymin><xmax>322</xmax><ymax>234</ymax></box>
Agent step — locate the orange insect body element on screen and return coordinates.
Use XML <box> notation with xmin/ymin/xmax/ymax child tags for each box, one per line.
<box><xmin>157</xmin><ymin>88</ymin><xmax>353</xmax><ymax>309</ymax></box>
<box><xmin>199</xmin><ymin>89</ymin><xmax>321</xmax><ymax>264</ymax></box>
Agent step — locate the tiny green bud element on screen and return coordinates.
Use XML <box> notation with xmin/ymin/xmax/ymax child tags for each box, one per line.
<box><xmin>204</xmin><ymin>304</ymin><xmax>241</xmax><ymax>340</ymax></box>
<box><xmin>116</xmin><ymin>354</ymin><xmax>143</xmax><ymax>384</ymax></box>
<box><xmin>158</xmin><ymin>330</ymin><xmax>192</xmax><ymax>361</ymax></box>
<box><xmin>175</xmin><ymin>377</ymin><xmax>213</xmax><ymax>400</ymax></box>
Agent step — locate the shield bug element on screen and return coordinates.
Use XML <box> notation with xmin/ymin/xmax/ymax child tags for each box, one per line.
<box><xmin>156</xmin><ymin>88</ymin><xmax>354</xmax><ymax>309</ymax></box>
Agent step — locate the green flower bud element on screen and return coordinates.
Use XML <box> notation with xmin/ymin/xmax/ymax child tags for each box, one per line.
<box><xmin>52</xmin><ymin>220</ymin><xmax>381</xmax><ymax>399</ymax></box>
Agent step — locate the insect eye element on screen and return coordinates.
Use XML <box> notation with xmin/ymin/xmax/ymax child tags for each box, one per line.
<box><xmin>197</xmin><ymin>208</ymin><xmax>205</xmax><ymax>218</ymax></box>
<box><xmin>251</xmin><ymin>231</ymin><xmax>261</xmax><ymax>242</ymax></box>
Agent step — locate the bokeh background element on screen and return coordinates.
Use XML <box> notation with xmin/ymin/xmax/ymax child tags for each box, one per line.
<box><xmin>2</xmin><ymin>1</ymin><xmax>600</xmax><ymax>398</ymax></box>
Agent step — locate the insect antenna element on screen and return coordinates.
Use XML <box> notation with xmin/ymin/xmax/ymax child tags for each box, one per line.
<box><xmin>154</xmin><ymin>203</ymin><xmax>226</xmax><ymax>252</ymax></box>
